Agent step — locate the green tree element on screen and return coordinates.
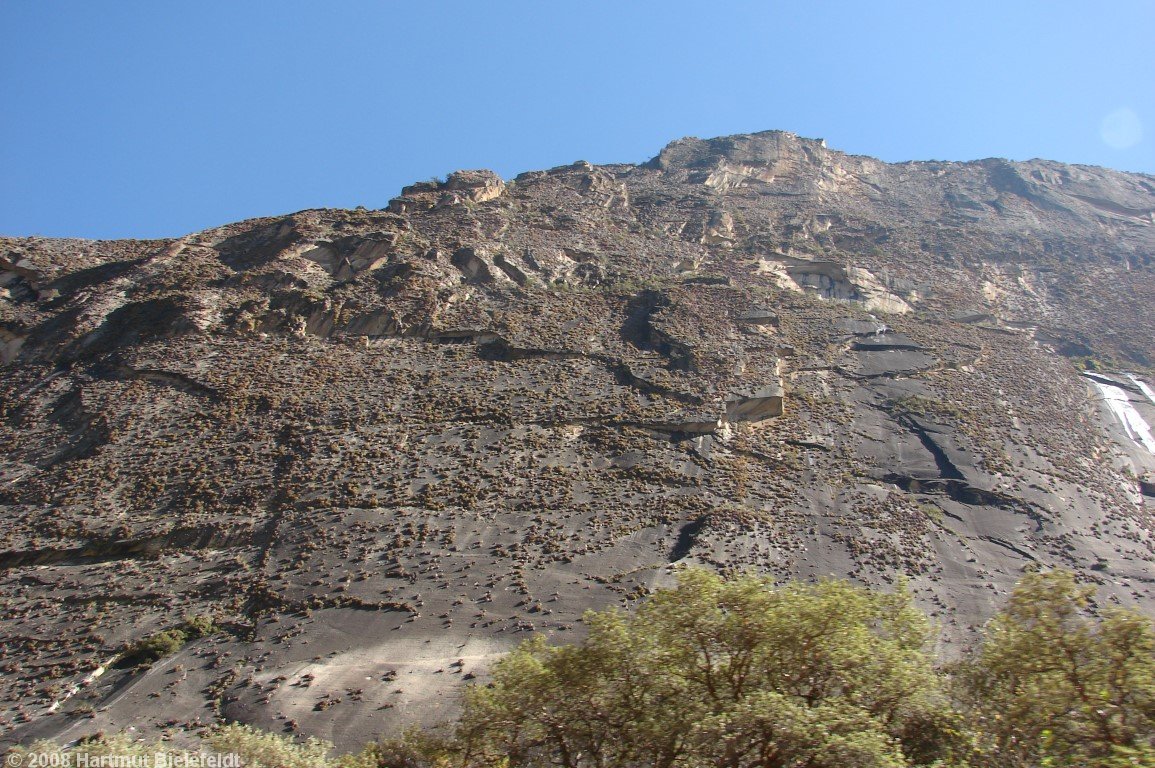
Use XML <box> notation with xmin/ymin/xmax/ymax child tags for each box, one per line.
<box><xmin>451</xmin><ymin>569</ymin><xmax>961</xmax><ymax>767</ymax></box>
<box><xmin>952</xmin><ymin>570</ymin><xmax>1155</xmax><ymax>767</ymax></box>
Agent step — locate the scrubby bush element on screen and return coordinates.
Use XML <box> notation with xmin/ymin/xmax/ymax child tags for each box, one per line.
<box><xmin>950</xmin><ymin>570</ymin><xmax>1155</xmax><ymax>767</ymax></box>
<box><xmin>121</xmin><ymin>627</ymin><xmax>188</xmax><ymax>666</ymax></box>
<box><xmin>184</xmin><ymin>613</ymin><xmax>218</xmax><ymax>638</ymax></box>
<box><xmin>119</xmin><ymin>615</ymin><xmax>219</xmax><ymax>667</ymax></box>
<box><xmin>206</xmin><ymin>723</ymin><xmax>365</xmax><ymax>768</ymax></box>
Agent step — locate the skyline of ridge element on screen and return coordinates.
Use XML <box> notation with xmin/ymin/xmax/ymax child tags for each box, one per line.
<box><xmin>2</xmin><ymin>2</ymin><xmax>1152</xmax><ymax>240</ymax></box>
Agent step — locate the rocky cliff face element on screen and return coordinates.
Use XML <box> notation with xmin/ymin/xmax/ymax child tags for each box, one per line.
<box><xmin>2</xmin><ymin>130</ymin><xmax>1154</xmax><ymax>749</ymax></box>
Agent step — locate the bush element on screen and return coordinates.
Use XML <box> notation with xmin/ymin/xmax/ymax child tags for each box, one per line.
<box><xmin>119</xmin><ymin>615</ymin><xmax>219</xmax><ymax>667</ymax></box>
<box><xmin>183</xmin><ymin>613</ymin><xmax>217</xmax><ymax>638</ymax></box>
<box><xmin>207</xmin><ymin>723</ymin><xmax>357</xmax><ymax>768</ymax></box>
<box><xmin>121</xmin><ymin>628</ymin><xmax>188</xmax><ymax>666</ymax></box>
<box><xmin>951</xmin><ymin>570</ymin><xmax>1155</xmax><ymax>767</ymax></box>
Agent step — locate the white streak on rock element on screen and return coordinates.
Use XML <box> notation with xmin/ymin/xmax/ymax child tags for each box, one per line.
<box><xmin>46</xmin><ymin>657</ymin><xmax>115</xmax><ymax>714</ymax></box>
<box><xmin>1127</xmin><ymin>374</ymin><xmax>1155</xmax><ymax>408</ymax></box>
<box><xmin>1092</xmin><ymin>378</ymin><xmax>1155</xmax><ymax>454</ymax></box>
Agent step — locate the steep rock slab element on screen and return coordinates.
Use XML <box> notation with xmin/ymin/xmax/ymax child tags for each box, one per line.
<box><xmin>2</xmin><ymin>130</ymin><xmax>1154</xmax><ymax>749</ymax></box>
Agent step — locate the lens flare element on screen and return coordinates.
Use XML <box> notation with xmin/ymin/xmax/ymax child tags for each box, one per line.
<box><xmin>1100</xmin><ymin>108</ymin><xmax>1143</xmax><ymax>149</ymax></box>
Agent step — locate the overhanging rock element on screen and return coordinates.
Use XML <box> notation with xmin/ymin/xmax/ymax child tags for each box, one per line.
<box><xmin>725</xmin><ymin>384</ymin><xmax>785</xmax><ymax>422</ymax></box>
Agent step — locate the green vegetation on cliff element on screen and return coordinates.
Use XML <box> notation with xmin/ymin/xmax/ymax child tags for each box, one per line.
<box><xmin>12</xmin><ymin>570</ymin><xmax>1155</xmax><ymax>767</ymax></box>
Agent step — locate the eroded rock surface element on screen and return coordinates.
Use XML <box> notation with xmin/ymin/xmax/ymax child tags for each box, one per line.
<box><xmin>2</xmin><ymin>130</ymin><xmax>1154</xmax><ymax>749</ymax></box>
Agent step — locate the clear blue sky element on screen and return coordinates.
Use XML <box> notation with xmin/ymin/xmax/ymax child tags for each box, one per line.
<box><xmin>2</xmin><ymin>1</ymin><xmax>1153</xmax><ymax>240</ymax></box>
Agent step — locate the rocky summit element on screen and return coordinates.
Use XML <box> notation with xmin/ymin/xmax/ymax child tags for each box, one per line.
<box><xmin>2</xmin><ymin>130</ymin><xmax>1154</xmax><ymax>750</ymax></box>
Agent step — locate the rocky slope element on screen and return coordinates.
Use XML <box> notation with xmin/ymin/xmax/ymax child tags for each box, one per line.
<box><xmin>2</xmin><ymin>130</ymin><xmax>1154</xmax><ymax>749</ymax></box>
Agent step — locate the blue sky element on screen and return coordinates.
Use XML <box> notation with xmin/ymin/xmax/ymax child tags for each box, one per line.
<box><xmin>2</xmin><ymin>1</ymin><xmax>1153</xmax><ymax>240</ymax></box>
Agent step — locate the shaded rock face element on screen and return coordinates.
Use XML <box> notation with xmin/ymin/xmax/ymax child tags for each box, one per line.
<box><xmin>2</xmin><ymin>130</ymin><xmax>1155</xmax><ymax>749</ymax></box>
